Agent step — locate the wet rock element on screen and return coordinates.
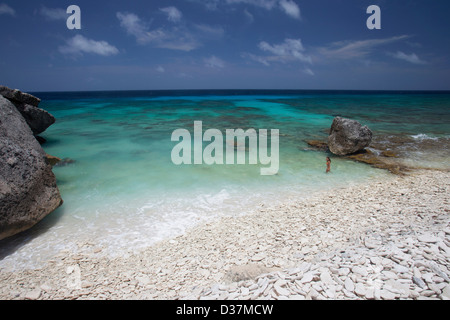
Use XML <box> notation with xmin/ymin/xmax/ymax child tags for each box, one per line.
<box><xmin>45</xmin><ymin>154</ymin><xmax>62</xmax><ymax>167</ymax></box>
<box><xmin>54</xmin><ymin>158</ymin><xmax>76</xmax><ymax>167</ymax></box>
<box><xmin>328</xmin><ymin>117</ymin><xmax>372</xmax><ymax>155</ymax></box>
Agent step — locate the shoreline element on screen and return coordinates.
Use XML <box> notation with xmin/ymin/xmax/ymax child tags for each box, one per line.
<box><xmin>0</xmin><ymin>168</ymin><xmax>449</xmax><ymax>300</ymax></box>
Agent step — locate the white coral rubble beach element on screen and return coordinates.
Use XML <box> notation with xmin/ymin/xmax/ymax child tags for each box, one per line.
<box><xmin>0</xmin><ymin>169</ymin><xmax>449</xmax><ymax>300</ymax></box>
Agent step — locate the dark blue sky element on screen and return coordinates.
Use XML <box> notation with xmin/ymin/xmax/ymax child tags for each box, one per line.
<box><xmin>1</xmin><ymin>0</ymin><xmax>449</xmax><ymax>91</ymax></box>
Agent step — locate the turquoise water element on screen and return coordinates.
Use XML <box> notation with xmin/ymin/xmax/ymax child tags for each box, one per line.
<box><xmin>1</xmin><ymin>90</ymin><xmax>449</xmax><ymax>270</ymax></box>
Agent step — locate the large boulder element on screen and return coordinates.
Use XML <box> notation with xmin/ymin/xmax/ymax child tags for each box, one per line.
<box><xmin>0</xmin><ymin>85</ymin><xmax>54</xmax><ymax>135</ymax></box>
<box><xmin>0</xmin><ymin>95</ymin><xmax>63</xmax><ymax>240</ymax></box>
<box><xmin>328</xmin><ymin>117</ymin><xmax>372</xmax><ymax>155</ymax></box>
<box><xmin>0</xmin><ymin>85</ymin><xmax>41</xmax><ymax>106</ymax></box>
<box><xmin>11</xmin><ymin>100</ymin><xmax>55</xmax><ymax>135</ymax></box>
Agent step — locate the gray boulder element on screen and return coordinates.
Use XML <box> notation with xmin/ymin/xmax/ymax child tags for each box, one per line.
<box><xmin>0</xmin><ymin>96</ymin><xmax>62</xmax><ymax>240</ymax></box>
<box><xmin>0</xmin><ymin>86</ymin><xmax>54</xmax><ymax>135</ymax></box>
<box><xmin>0</xmin><ymin>85</ymin><xmax>41</xmax><ymax>107</ymax></box>
<box><xmin>328</xmin><ymin>117</ymin><xmax>372</xmax><ymax>155</ymax></box>
<box><xmin>12</xmin><ymin>100</ymin><xmax>55</xmax><ymax>135</ymax></box>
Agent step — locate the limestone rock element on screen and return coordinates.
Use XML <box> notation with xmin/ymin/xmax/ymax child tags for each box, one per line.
<box><xmin>0</xmin><ymin>85</ymin><xmax>41</xmax><ymax>107</ymax></box>
<box><xmin>328</xmin><ymin>117</ymin><xmax>372</xmax><ymax>155</ymax></box>
<box><xmin>0</xmin><ymin>85</ymin><xmax>54</xmax><ymax>135</ymax></box>
<box><xmin>12</xmin><ymin>100</ymin><xmax>55</xmax><ymax>135</ymax></box>
<box><xmin>0</xmin><ymin>95</ymin><xmax>62</xmax><ymax>240</ymax></box>
<box><xmin>225</xmin><ymin>264</ymin><xmax>273</xmax><ymax>283</ymax></box>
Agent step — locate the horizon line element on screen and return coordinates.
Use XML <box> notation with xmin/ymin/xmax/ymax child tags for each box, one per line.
<box><xmin>28</xmin><ymin>88</ymin><xmax>450</xmax><ymax>94</ymax></box>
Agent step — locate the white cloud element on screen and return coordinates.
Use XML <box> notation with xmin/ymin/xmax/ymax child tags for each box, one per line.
<box><xmin>186</xmin><ymin>0</ymin><xmax>221</xmax><ymax>11</ymax></box>
<box><xmin>303</xmin><ymin>67</ymin><xmax>314</xmax><ymax>76</ymax></box>
<box><xmin>389</xmin><ymin>51</ymin><xmax>427</xmax><ymax>65</ymax></box>
<box><xmin>194</xmin><ymin>24</ymin><xmax>225</xmax><ymax>38</ymax></box>
<box><xmin>204</xmin><ymin>55</ymin><xmax>225</xmax><ymax>69</ymax></box>
<box><xmin>241</xmin><ymin>52</ymin><xmax>270</xmax><ymax>66</ymax></box>
<box><xmin>117</xmin><ymin>12</ymin><xmax>151</xmax><ymax>45</ymax></box>
<box><xmin>117</xmin><ymin>11</ymin><xmax>206</xmax><ymax>51</ymax></box>
<box><xmin>59</xmin><ymin>35</ymin><xmax>119</xmax><ymax>56</ymax></box>
<box><xmin>156</xmin><ymin>66</ymin><xmax>165</xmax><ymax>73</ymax></box>
<box><xmin>318</xmin><ymin>35</ymin><xmax>410</xmax><ymax>60</ymax></box>
<box><xmin>226</xmin><ymin>0</ymin><xmax>277</xmax><ymax>10</ymax></box>
<box><xmin>278</xmin><ymin>0</ymin><xmax>301</xmax><ymax>20</ymax></box>
<box><xmin>244</xmin><ymin>9</ymin><xmax>254</xmax><ymax>23</ymax></box>
<box><xmin>190</xmin><ymin>0</ymin><xmax>301</xmax><ymax>19</ymax></box>
<box><xmin>0</xmin><ymin>3</ymin><xmax>15</xmax><ymax>16</ymax></box>
<box><xmin>227</xmin><ymin>0</ymin><xmax>300</xmax><ymax>19</ymax></box>
<box><xmin>40</xmin><ymin>7</ymin><xmax>66</xmax><ymax>20</ymax></box>
<box><xmin>258</xmin><ymin>38</ymin><xmax>312</xmax><ymax>64</ymax></box>
<box><xmin>160</xmin><ymin>6</ymin><xmax>183</xmax><ymax>23</ymax></box>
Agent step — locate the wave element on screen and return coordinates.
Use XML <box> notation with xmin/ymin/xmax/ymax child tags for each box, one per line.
<box><xmin>410</xmin><ymin>133</ymin><xmax>439</xmax><ymax>141</ymax></box>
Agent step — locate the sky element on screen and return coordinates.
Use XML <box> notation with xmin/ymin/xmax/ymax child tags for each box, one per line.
<box><xmin>1</xmin><ymin>0</ymin><xmax>450</xmax><ymax>92</ymax></box>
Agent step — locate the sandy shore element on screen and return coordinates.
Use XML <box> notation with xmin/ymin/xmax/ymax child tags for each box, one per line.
<box><xmin>0</xmin><ymin>169</ymin><xmax>449</xmax><ymax>300</ymax></box>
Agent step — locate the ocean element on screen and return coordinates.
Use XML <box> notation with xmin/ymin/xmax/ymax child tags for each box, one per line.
<box><xmin>1</xmin><ymin>90</ymin><xmax>449</xmax><ymax>271</ymax></box>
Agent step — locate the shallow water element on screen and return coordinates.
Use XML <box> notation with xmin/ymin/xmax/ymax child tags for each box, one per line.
<box><xmin>1</xmin><ymin>90</ymin><xmax>449</xmax><ymax>271</ymax></box>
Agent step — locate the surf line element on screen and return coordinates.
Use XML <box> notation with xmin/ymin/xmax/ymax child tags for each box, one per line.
<box><xmin>171</xmin><ymin>121</ymin><xmax>279</xmax><ymax>175</ymax></box>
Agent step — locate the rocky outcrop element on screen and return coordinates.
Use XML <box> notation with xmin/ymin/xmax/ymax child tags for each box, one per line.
<box><xmin>0</xmin><ymin>86</ymin><xmax>55</xmax><ymax>135</ymax></box>
<box><xmin>0</xmin><ymin>89</ymin><xmax>62</xmax><ymax>241</ymax></box>
<box><xmin>0</xmin><ymin>86</ymin><xmax>41</xmax><ymax>107</ymax></box>
<box><xmin>328</xmin><ymin>117</ymin><xmax>372</xmax><ymax>155</ymax></box>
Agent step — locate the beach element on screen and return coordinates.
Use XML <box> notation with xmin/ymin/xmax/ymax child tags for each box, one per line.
<box><xmin>1</xmin><ymin>168</ymin><xmax>448</xmax><ymax>300</ymax></box>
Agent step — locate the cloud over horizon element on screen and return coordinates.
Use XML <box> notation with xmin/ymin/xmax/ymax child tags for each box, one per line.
<box><xmin>0</xmin><ymin>3</ymin><xmax>15</xmax><ymax>16</ymax></box>
<box><xmin>39</xmin><ymin>6</ymin><xmax>66</xmax><ymax>21</ymax></box>
<box><xmin>389</xmin><ymin>51</ymin><xmax>427</xmax><ymax>65</ymax></box>
<box><xmin>59</xmin><ymin>35</ymin><xmax>119</xmax><ymax>57</ymax></box>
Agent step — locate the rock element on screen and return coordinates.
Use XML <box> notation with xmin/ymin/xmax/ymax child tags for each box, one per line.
<box><xmin>344</xmin><ymin>277</ymin><xmax>355</xmax><ymax>292</ymax></box>
<box><xmin>428</xmin><ymin>262</ymin><xmax>450</xmax><ymax>282</ymax></box>
<box><xmin>298</xmin><ymin>271</ymin><xmax>315</xmax><ymax>284</ymax></box>
<box><xmin>0</xmin><ymin>85</ymin><xmax>41</xmax><ymax>107</ymax></box>
<box><xmin>40</xmin><ymin>284</ymin><xmax>52</xmax><ymax>292</ymax></box>
<box><xmin>251</xmin><ymin>253</ymin><xmax>266</xmax><ymax>261</ymax></box>
<box><xmin>354</xmin><ymin>283</ymin><xmax>366</xmax><ymax>297</ymax></box>
<box><xmin>393</xmin><ymin>264</ymin><xmax>409</xmax><ymax>274</ymax></box>
<box><xmin>0</xmin><ymin>95</ymin><xmax>62</xmax><ymax>240</ymax></box>
<box><xmin>274</xmin><ymin>283</ymin><xmax>290</xmax><ymax>297</ymax></box>
<box><xmin>365</xmin><ymin>287</ymin><xmax>375</xmax><ymax>300</ymax></box>
<box><xmin>225</xmin><ymin>264</ymin><xmax>272</xmax><ymax>283</ymax></box>
<box><xmin>11</xmin><ymin>100</ymin><xmax>55</xmax><ymax>135</ymax></box>
<box><xmin>380</xmin><ymin>289</ymin><xmax>396</xmax><ymax>300</ymax></box>
<box><xmin>0</xmin><ymin>85</ymin><xmax>54</xmax><ymax>135</ymax></box>
<box><xmin>320</xmin><ymin>270</ymin><xmax>334</xmax><ymax>285</ymax></box>
<box><xmin>45</xmin><ymin>154</ymin><xmax>62</xmax><ymax>167</ymax></box>
<box><xmin>54</xmin><ymin>158</ymin><xmax>76</xmax><ymax>167</ymax></box>
<box><xmin>24</xmin><ymin>289</ymin><xmax>41</xmax><ymax>300</ymax></box>
<box><xmin>412</xmin><ymin>276</ymin><xmax>426</xmax><ymax>289</ymax></box>
<box><xmin>352</xmin><ymin>266</ymin><xmax>368</xmax><ymax>277</ymax></box>
<box><xmin>305</xmin><ymin>140</ymin><xmax>328</xmax><ymax>151</ymax></box>
<box><xmin>441</xmin><ymin>285</ymin><xmax>450</xmax><ymax>300</ymax></box>
<box><xmin>418</xmin><ymin>234</ymin><xmax>439</xmax><ymax>243</ymax></box>
<box><xmin>327</xmin><ymin>117</ymin><xmax>373</xmax><ymax>155</ymax></box>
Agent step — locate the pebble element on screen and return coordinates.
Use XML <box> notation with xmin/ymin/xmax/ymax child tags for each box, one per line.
<box><xmin>393</xmin><ymin>264</ymin><xmax>410</xmax><ymax>274</ymax></box>
<box><xmin>344</xmin><ymin>278</ymin><xmax>355</xmax><ymax>292</ymax></box>
<box><xmin>412</xmin><ymin>276</ymin><xmax>426</xmax><ymax>289</ymax></box>
<box><xmin>355</xmin><ymin>283</ymin><xmax>366</xmax><ymax>297</ymax></box>
<box><xmin>24</xmin><ymin>290</ymin><xmax>41</xmax><ymax>300</ymax></box>
<box><xmin>418</xmin><ymin>234</ymin><xmax>440</xmax><ymax>243</ymax></box>
<box><xmin>0</xmin><ymin>170</ymin><xmax>448</xmax><ymax>301</ymax></box>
